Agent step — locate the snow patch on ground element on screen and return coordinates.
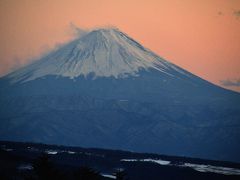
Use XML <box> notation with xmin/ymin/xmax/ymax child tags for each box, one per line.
<box><xmin>1</xmin><ymin>146</ymin><xmax>13</xmax><ymax>152</ymax></box>
<box><xmin>143</xmin><ymin>159</ymin><xmax>171</xmax><ymax>165</ymax></box>
<box><xmin>101</xmin><ymin>174</ymin><xmax>116</xmax><ymax>179</ymax></box>
<box><xmin>181</xmin><ymin>163</ymin><xmax>240</xmax><ymax>176</ymax></box>
<box><xmin>67</xmin><ymin>151</ymin><xmax>76</xmax><ymax>154</ymax></box>
<box><xmin>18</xmin><ymin>164</ymin><xmax>33</xmax><ymax>171</ymax></box>
<box><xmin>121</xmin><ymin>158</ymin><xmax>171</xmax><ymax>165</ymax></box>
<box><xmin>121</xmin><ymin>159</ymin><xmax>240</xmax><ymax>176</ymax></box>
<box><xmin>45</xmin><ymin>150</ymin><xmax>58</xmax><ymax>155</ymax></box>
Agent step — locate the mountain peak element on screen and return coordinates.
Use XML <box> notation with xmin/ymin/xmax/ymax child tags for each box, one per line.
<box><xmin>6</xmin><ymin>27</ymin><xmax>185</xmax><ymax>83</ymax></box>
<box><xmin>92</xmin><ymin>27</ymin><xmax>120</xmax><ymax>32</ymax></box>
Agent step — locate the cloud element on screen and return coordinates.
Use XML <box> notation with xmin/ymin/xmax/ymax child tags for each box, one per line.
<box><xmin>0</xmin><ymin>23</ymin><xmax>90</xmax><ymax>77</ymax></box>
<box><xmin>24</xmin><ymin>24</ymin><xmax>88</xmax><ymax>61</ymax></box>
<box><xmin>233</xmin><ymin>10</ymin><xmax>240</xmax><ymax>18</ymax></box>
<box><xmin>218</xmin><ymin>11</ymin><xmax>223</xmax><ymax>16</ymax></box>
<box><xmin>220</xmin><ymin>79</ymin><xmax>240</xmax><ymax>87</ymax></box>
<box><xmin>37</xmin><ymin>23</ymin><xmax>89</xmax><ymax>59</ymax></box>
<box><xmin>67</xmin><ymin>22</ymin><xmax>88</xmax><ymax>38</ymax></box>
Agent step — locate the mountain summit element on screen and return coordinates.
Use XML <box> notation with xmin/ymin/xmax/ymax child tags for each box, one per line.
<box><xmin>8</xmin><ymin>28</ymin><xmax>186</xmax><ymax>83</ymax></box>
<box><xmin>0</xmin><ymin>28</ymin><xmax>240</xmax><ymax>163</ymax></box>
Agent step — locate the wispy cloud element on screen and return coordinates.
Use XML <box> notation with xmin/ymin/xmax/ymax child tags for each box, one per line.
<box><xmin>218</xmin><ymin>11</ymin><xmax>223</xmax><ymax>16</ymax></box>
<box><xmin>220</xmin><ymin>79</ymin><xmax>240</xmax><ymax>87</ymax></box>
<box><xmin>233</xmin><ymin>10</ymin><xmax>240</xmax><ymax>18</ymax></box>
<box><xmin>0</xmin><ymin>23</ymin><xmax>90</xmax><ymax>77</ymax></box>
<box><xmin>67</xmin><ymin>22</ymin><xmax>89</xmax><ymax>38</ymax></box>
<box><xmin>38</xmin><ymin>23</ymin><xmax>89</xmax><ymax>58</ymax></box>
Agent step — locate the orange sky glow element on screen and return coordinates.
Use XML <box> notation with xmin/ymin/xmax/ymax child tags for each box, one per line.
<box><xmin>0</xmin><ymin>0</ymin><xmax>240</xmax><ymax>91</ymax></box>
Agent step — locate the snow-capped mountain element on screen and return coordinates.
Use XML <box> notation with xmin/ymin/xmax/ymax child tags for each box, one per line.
<box><xmin>8</xmin><ymin>28</ymin><xmax>185</xmax><ymax>83</ymax></box>
<box><xmin>0</xmin><ymin>28</ymin><xmax>240</xmax><ymax>163</ymax></box>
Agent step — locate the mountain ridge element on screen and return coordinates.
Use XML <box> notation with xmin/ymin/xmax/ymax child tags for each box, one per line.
<box><xmin>5</xmin><ymin>28</ymin><xmax>190</xmax><ymax>83</ymax></box>
<box><xmin>0</xmin><ymin>27</ymin><xmax>240</xmax><ymax>163</ymax></box>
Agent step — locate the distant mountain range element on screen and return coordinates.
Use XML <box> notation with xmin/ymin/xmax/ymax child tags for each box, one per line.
<box><xmin>0</xmin><ymin>28</ymin><xmax>240</xmax><ymax>162</ymax></box>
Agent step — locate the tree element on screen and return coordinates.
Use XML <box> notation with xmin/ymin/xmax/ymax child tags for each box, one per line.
<box><xmin>74</xmin><ymin>166</ymin><xmax>101</xmax><ymax>180</ymax></box>
<box><xmin>32</xmin><ymin>153</ymin><xmax>63</xmax><ymax>180</ymax></box>
<box><xmin>114</xmin><ymin>168</ymin><xmax>128</xmax><ymax>180</ymax></box>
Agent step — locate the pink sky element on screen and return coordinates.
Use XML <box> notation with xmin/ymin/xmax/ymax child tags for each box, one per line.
<box><xmin>0</xmin><ymin>0</ymin><xmax>240</xmax><ymax>91</ymax></box>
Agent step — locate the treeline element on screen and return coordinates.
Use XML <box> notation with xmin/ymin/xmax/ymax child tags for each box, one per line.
<box><xmin>23</xmin><ymin>153</ymin><xmax>128</xmax><ymax>180</ymax></box>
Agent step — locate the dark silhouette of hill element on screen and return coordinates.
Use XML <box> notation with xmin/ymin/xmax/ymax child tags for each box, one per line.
<box><xmin>0</xmin><ymin>141</ymin><xmax>240</xmax><ymax>180</ymax></box>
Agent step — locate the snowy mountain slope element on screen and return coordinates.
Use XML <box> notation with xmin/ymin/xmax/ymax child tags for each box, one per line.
<box><xmin>0</xmin><ymin>28</ymin><xmax>240</xmax><ymax>163</ymax></box>
<box><xmin>6</xmin><ymin>28</ymin><xmax>188</xmax><ymax>83</ymax></box>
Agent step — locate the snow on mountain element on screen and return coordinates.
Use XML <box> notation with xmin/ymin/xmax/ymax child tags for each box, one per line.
<box><xmin>7</xmin><ymin>28</ymin><xmax>186</xmax><ymax>83</ymax></box>
<box><xmin>1</xmin><ymin>27</ymin><xmax>240</xmax><ymax>163</ymax></box>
